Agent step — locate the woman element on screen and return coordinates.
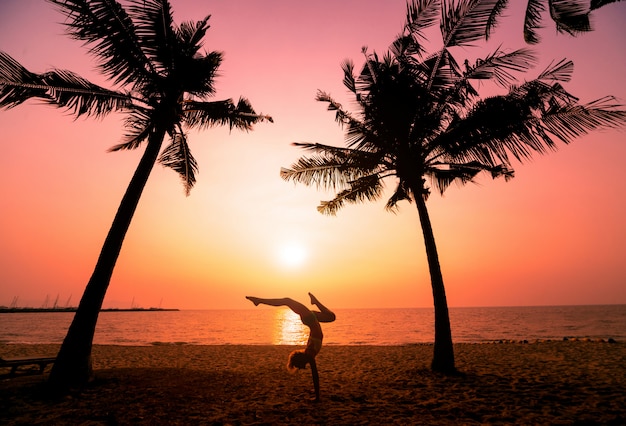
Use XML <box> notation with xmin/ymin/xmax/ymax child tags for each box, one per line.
<box><xmin>245</xmin><ymin>293</ymin><xmax>336</xmax><ymax>401</ymax></box>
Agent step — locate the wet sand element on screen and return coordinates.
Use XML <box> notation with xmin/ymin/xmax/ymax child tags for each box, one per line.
<box><xmin>1</xmin><ymin>341</ymin><xmax>625</xmax><ymax>425</ymax></box>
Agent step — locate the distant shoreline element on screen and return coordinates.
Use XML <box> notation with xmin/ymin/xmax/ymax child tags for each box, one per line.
<box><xmin>0</xmin><ymin>307</ymin><xmax>179</xmax><ymax>313</ymax></box>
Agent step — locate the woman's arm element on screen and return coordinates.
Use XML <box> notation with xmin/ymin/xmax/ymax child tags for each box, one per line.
<box><xmin>309</xmin><ymin>358</ymin><xmax>320</xmax><ymax>402</ymax></box>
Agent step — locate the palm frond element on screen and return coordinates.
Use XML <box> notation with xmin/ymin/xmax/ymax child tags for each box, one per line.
<box><xmin>317</xmin><ymin>88</ymin><xmax>372</xmax><ymax>150</ymax></box>
<box><xmin>0</xmin><ymin>51</ymin><xmax>49</xmax><ymax>108</ymax></box>
<box><xmin>317</xmin><ymin>175</ymin><xmax>383</xmax><ymax>216</ymax></box>
<box><xmin>391</xmin><ymin>0</ymin><xmax>441</xmax><ymax>58</ymax></box>
<box><xmin>48</xmin><ymin>0</ymin><xmax>156</xmax><ymax>87</ymax></box>
<box><xmin>40</xmin><ymin>69</ymin><xmax>131</xmax><ymax>116</ymax></box>
<box><xmin>291</xmin><ymin>142</ymin><xmax>356</xmax><ymax>156</ymax></box>
<box><xmin>344</xmin><ymin>119</ymin><xmax>372</xmax><ymax>149</ymax></box>
<box><xmin>523</xmin><ymin>0</ymin><xmax>546</xmax><ymax>44</ymax></box>
<box><xmin>441</xmin><ymin>79</ymin><xmax>626</xmax><ymax>167</ymax></box>
<box><xmin>128</xmin><ymin>0</ymin><xmax>177</xmax><ymax>76</ymax></box>
<box><xmin>176</xmin><ymin>16</ymin><xmax>211</xmax><ymax>49</ymax></box>
<box><xmin>442</xmin><ymin>0</ymin><xmax>502</xmax><ymax>48</ymax></box>
<box><xmin>183</xmin><ymin>97</ymin><xmax>272</xmax><ymax>131</ymax></box>
<box><xmin>158</xmin><ymin>131</ymin><xmax>198</xmax><ymax>195</ymax></box>
<box><xmin>540</xmin><ymin>96</ymin><xmax>626</xmax><ymax>143</ymax></box>
<box><xmin>280</xmin><ymin>146</ymin><xmax>380</xmax><ymax>192</ymax></box>
<box><xmin>590</xmin><ymin>0</ymin><xmax>622</xmax><ymax>10</ymax></box>
<box><xmin>465</xmin><ymin>48</ymin><xmax>537</xmax><ymax>87</ymax></box>
<box><xmin>479</xmin><ymin>96</ymin><xmax>624</xmax><ymax>164</ymax></box>
<box><xmin>390</xmin><ymin>33</ymin><xmax>421</xmax><ymax>58</ymax></box>
<box><xmin>109</xmin><ymin>107</ymin><xmax>153</xmax><ymax>151</ymax></box>
<box><xmin>434</xmin><ymin>91</ymin><xmax>547</xmax><ymax>165</ymax></box>
<box><xmin>0</xmin><ymin>51</ymin><xmax>130</xmax><ymax>117</ymax></box>
<box><xmin>295</xmin><ymin>142</ymin><xmax>384</xmax><ymax>169</ymax></box>
<box><xmin>385</xmin><ymin>181</ymin><xmax>412</xmax><ymax>212</ymax></box>
<box><xmin>405</xmin><ymin>0</ymin><xmax>441</xmax><ymax>34</ymax></box>
<box><xmin>485</xmin><ymin>0</ymin><xmax>509</xmax><ymax>40</ymax></box>
<box><xmin>422</xmin><ymin>49</ymin><xmax>463</xmax><ymax>91</ymax></box>
<box><xmin>341</xmin><ymin>59</ymin><xmax>356</xmax><ymax>94</ymax></box>
<box><xmin>316</xmin><ymin>90</ymin><xmax>359</xmax><ymax>128</ymax></box>
<box><xmin>427</xmin><ymin>162</ymin><xmax>480</xmax><ymax>194</ymax></box>
<box><xmin>536</xmin><ymin>58</ymin><xmax>574</xmax><ymax>82</ymax></box>
<box><xmin>157</xmin><ymin>18</ymin><xmax>216</xmax><ymax>94</ymax></box>
<box><xmin>549</xmin><ymin>0</ymin><xmax>592</xmax><ymax>36</ymax></box>
<box><xmin>427</xmin><ymin>161</ymin><xmax>514</xmax><ymax>195</ymax></box>
<box><xmin>173</xmin><ymin>50</ymin><xmax>222</xmax><ymax>97</ymax></box>
<box><xmin>511</xmin><ymin>78</ymin><xmax>579</xmax><ymax>108</ymax></box>
<box><xmin>280</xmin><ymin>156</ymin><xmax>350</xmax><ymax>191</ymax></box>
<box><xmin>355</xmin><ymin>51</ymin><xmax>380</xmax><ymax>89</ymax></box>
<box><xmin>331</xmin><ymin>60</ymin><xmax>422</xmax><ymax>151</ymax></box>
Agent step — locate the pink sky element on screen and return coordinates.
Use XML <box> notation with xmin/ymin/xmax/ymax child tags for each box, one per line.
<box><xmin>0</xmin><ymin>0</ymin><xmax>625</xmax><ymax>310</ymax></box>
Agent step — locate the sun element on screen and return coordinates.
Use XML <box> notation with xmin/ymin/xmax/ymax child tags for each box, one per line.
<box><xmin>276</xmin><ymin>242</ymin><xmax>308</xmax><ymax>268</ymax></box>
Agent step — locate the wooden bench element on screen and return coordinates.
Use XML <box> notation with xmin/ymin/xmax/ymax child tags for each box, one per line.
<box><xmin>0</xmin><ymin>356</ymin><xmax>56</xmax><ymax>376</ymax></box>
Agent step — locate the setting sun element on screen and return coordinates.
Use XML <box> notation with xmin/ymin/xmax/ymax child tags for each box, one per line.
<box><xmin>276</xmin><ymin>242</ymin><xmax>308</xmax><ymax>269</ymax></box>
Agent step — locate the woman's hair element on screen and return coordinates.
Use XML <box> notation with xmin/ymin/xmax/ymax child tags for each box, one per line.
<box><xmin>286</xmin><ymin>350</ymin><xmax>309</xmax><ymax>372</ymax></box>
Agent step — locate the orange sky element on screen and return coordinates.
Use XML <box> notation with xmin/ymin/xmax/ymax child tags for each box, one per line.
<box><xmin>0</xmin><ymin>0</ymin><xmax>625</xmax><ymax>310</ymax></box>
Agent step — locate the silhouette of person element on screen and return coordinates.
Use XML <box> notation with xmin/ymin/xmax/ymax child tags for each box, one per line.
<box><xmin>246</xmin><ymin>293</ymin><xmax>336</xmax><ymax>401</ymax></box>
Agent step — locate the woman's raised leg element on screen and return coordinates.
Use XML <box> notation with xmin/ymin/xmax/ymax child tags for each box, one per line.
<box><xmin>246</xmin><ymin>296</ymin><xmax>310</xmax><ymax>317</ymax></box>
<box><xmin>309</xmin><ymin>293</ymin><xmax>336</xmax><ymax>323</ymax></box>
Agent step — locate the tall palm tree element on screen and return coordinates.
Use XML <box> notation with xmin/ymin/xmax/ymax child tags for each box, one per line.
<box><xmin>280</xmin><ymin>0</ymin><xmax>625</xmax><ymax>373</ymax></box>
<box><xmin>0</xmin><ymin>0</ymin><xmax>270</xmax><ymax>391</ymax></box>
<box><xmin>485</xmin><ymin>0</ymin><xmax>622</xmax><ymax>44</ymax></box>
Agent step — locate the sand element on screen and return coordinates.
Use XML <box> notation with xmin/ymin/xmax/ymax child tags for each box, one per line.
<box><xmin>1</xmin><ymin>341</ymin><xmax>625</xmax><ymax>425</ymax></box>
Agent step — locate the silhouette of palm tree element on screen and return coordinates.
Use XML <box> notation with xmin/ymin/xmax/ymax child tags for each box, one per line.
<box><xmin>281</xmin><ymin>0</ymin><xmax>625</xmax><ymax>373</ymax></box>
<box><xmin>0</xmin><ymin>0</ymin><xmax>271</xmax><ymax>391</ymax></box>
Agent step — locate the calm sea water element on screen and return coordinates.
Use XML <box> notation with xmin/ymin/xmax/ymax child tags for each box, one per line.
<box><xmin>1</xmin><ymin>305</ymin><xmax>624</xmax><ymax>346</ymax></box>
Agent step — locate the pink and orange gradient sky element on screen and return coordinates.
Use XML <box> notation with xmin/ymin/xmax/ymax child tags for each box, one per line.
<box><xmin>0</xmin><ymin>1</ymin><xmax>625</xmax><ymax>310</ymax></box>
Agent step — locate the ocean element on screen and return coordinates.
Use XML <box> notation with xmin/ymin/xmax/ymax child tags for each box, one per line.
<box><xmin>1</xmin><ymin>305</ymin><xmax>624</xmax><ymax>346</ymax></box>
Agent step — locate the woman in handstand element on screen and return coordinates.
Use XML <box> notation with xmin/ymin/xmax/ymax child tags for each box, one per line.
<box><xmin>245</xmin><ymin>293</ymin><xmax>336</xmax><ymax>401</ymax></box>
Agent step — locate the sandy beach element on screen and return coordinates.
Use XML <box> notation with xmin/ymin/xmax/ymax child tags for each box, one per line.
<box><xmin>1</xmin><ymin>341</ymin><xmax>625</xmax><ymax>425</ymax></box>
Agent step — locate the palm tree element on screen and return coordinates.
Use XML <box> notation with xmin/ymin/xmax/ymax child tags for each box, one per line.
<box><xmin>0</xmin><ymin>0</ymin><xmax>270</xmax><ymax>391</ymax></box>
<box><xmin>280</xmin><ymin>0</ymin><xmax>625</xmax><ymax>373</ymax></box>
<box><xmin>485</xmin><ymin>0</ymin><xmax>623</xmax><ymax>44</ymax></box>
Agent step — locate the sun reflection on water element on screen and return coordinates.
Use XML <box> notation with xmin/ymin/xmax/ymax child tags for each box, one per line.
<box><xmin>272</xmin><ymin>308</ymin><xmax>308</xmax><ymax>345</ymax></box>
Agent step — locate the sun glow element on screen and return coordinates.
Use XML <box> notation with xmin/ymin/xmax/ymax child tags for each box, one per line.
<box><xmin>273</xmin><ymin>308</ymin><xmax>307</xmax><ymax>345</ymax></box>
<box><xmin>276</xmin><ymin>242</ymin><xmax>308</xmax><ymax>268</ymax></box>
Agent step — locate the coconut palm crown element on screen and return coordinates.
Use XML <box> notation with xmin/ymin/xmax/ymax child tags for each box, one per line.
<box><xmin>0</xmin><ymin>0</ymin><xmax>271</xmax><ymax>391</ymax></box>
<box><xmin>280</xmin><ymin>0</ymin><xmax>625</xmax><ymax>373</ymax></box>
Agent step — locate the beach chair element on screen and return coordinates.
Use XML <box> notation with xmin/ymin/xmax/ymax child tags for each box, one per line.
<box><xmin>0</xmin><ymin>356</ymin><xmax>56</xmax><ymax>376</ymax></box>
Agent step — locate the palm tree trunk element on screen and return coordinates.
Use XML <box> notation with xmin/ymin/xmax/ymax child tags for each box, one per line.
<box><xmin>413</xmin><ymin>189</ymin><xmax>456</xmax><ymax>374</ymax></box>
<box><xmin>48</xmin><ymin>128</ymin><xmax>166</xmax><ymax>392</ymax></box>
